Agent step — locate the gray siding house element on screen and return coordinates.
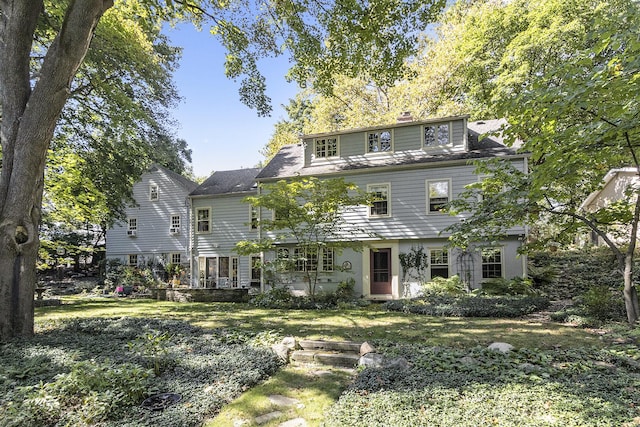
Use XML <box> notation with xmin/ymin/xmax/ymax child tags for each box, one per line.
<box><xmin>105</xmin><ymin>164</ymin><xmax>198</xmax><ymax>273</ymax></box>
<box><xmin>186</xmin><ymin>115</ymin><xmax>528</xmax><ymax>299</ymax></box>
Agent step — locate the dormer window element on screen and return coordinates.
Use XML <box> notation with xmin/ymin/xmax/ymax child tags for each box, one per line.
<box><xmin>149</xmin><ymin>184</ymin><xmax>159</xmax><ymax>201</ymax></box>
<box><xmin>423</xmin><ymin>123</ymin><xmax>451</xmax><ymax>148</ymax></box>
<box><xmin>315</xmin><ymin>137</ymin><xmax>338</xmax><ymax>158</ymax></box>
<box><xmin>367</xmin><ymin>130</ymin><xmax>392</xmax><ymax>153</ymax></box>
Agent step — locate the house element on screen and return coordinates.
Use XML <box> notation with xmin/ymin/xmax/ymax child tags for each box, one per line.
<box><xmin>580</xmin><ymin>167</ymin><xmax>640</xmax><ymax>246</ymax></box>
<box><xmin>105</xmin><ymin>164</ymin><xmax>198</xmax><ymax>277</ymax></box>
<box><xmin>184</xmin><ymin>115</ymin><xmax>528</xmax><ymax>299</ymax></box>
<box><xmin>188</xmin><ymin>168</ymin><xmax>262</xmax><ymax>289</ymax></box>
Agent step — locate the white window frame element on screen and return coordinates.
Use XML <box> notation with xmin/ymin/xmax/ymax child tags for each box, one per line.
<box><xmin>149</xmin><ymin>184</ymin><xmax>159</xmax><ymax>201</ymax></box>
<box><xmin>196</xmin><ymin>207</ymin><xmax>211</xmax><ymax>234</ymax></box>
<box><xmin>170</xmin><ymin>215</ymin><xmax>181</xmax><ymax>233</ymax></box>
<box><xmin>314</xmin><ymin>136</ymin><xmax>339</xmax><ymax>158</ymax></box>
<box><xmin>422</xmin><ymin>122</ymin><xmax>452</xmax><ymax>148</ymax></box>
<box><xmin>128</xmin><ymin>254</ymin><xmax>138</xmax><ymax>266</ymax></box>
<box><xmin>429</xmin><ymin>248</ymin><xmax>449</xmax><ymax>279</ymax></box>
<box><xmin>367</xmin><ymin>183</ymin><xmax>391</xmax><ymax>218</ymax></box>
<box><xmin>127</xmin><ymin>217</ymin><xmax>137</xmax><ymax>231</ymax></box>
<box><xmin>250</xmin><ymin>205</ymin><xmax>259</xmax><ymax>230</ymax></box>
<box><xmin>322</xmin><ymin>248</ymin><xmax>335</xmax><ymax>272</ymax></box>
<box><xmin>366</xmin><ymin>129</ymin><xmax>393</xmax><ymax>153</ymax></box>
<box><xmin>426</xmin><ymin>179</ymin><xmax>451</xmax><ymax>214</ymax></box>
<box><xmin>171</xmin><ymin>253</ymin><xmax>181</xmax><ymax>265</ymax></box>
<box><xmin>481</xmin><ymin>247</ymin><xmax>504</xmax><ymax>279</ymax></box>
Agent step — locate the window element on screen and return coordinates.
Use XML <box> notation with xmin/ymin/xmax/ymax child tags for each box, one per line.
<box><xmin>149</xmin><ymin>184</ymin><xmax>159</xmax><ymax>201</ymax></box>
<box><xmin>170</xmin><ymin>215</ymin><xmax>181</xmax><ymax>233</ymax></box>
<box><xmin>127</xmin><ymin>218</ymin><xmax>137</xmax><ymax>236</ymax></box>
<box><xmin>196</xmin><ymin>208</ymin><xmax>211</xmax><ymax>233</ymax></box>
<box><xmin>423</xmin><ymin>123</ymin><xmax>451</xmax><ymax>147</ymax></box>
<box><xmin>251</xmin><ymin>256</ymin><xmax>261</xmax><ymax>285</ymax></box>
<box><xmin>368</xmin><ymin>183</ymin><xmax>390</xmax><ymax>217</ymax></box>
<box><xmin>430</xmin><ymin>249</ymin><xmax>449</xmax><ymax>279</ymax></box>
<box><xmin>250</xmin><ymin>206</ymin><xmax>259</xmax><ymax>230</ymax></box>
<box><xmin>276</xmin><ymin>248</ymin><xmax>290</xmax><ymax>272</ymax></box>
<box><xmin>322</xmin><ymin>248</ymin><xmax>335</xmax><ymax>272</ymax></box>
<box><xmin>427</xmin><ymin>180</ymin><xmax>450</xmax><ymax>213</ymax></box>
<box><xmin>128</xmin><ymin>254</ymin><xmax>138</xmax><ymax>266</ymax></box>
<box><xmin>481</xmin><ymin>248</ymin><xmax>503</xmax><ymax>279</ymax></box>
<box><xmin>171</xmin><ymin>253</ymin><xmax>181</xmax><ymax>265</ymax></box>
<box><xmin>367</xmin><ymin>130</ymin><xmax>392</xmax><ymax>153</ymax></box>
<box><xmin>294</xmin><ymin>247</ymin><xmax>318</xmax><ymax>272</ymax></box>
<box><xmin>315</xmin><ymin>137</ymin><xmax>338</xmax><ymax>158</ymax></box>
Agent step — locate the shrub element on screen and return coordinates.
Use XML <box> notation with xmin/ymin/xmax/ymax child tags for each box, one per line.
<box><xmin>478</xmin><ymin>277</ymin><xmax>537</xmax><ymax>296</ymax></box>
<box><xmin>384</xmin><ymin>295</ymin><xmax>550</xmax><ymax>318</ymax></box>
<box><xmin>580</xmin><ymin>285</ymin><xmax>626</xmax><ymax>321</ymax></box>
<box><xmin>421</xmin><ymin>275</ymin><xmax>465</xmax><ymax>296</ymax></box>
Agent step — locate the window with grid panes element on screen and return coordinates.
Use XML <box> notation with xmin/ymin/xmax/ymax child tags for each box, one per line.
<box><xmin>481</xmin><ymin>248</ymin><xmax>503</xmax><ymax>279</ymax></box>
<box><xmin>368</xmin><ymin>184</ymin><xmax>390</xmax><ymax>217</ymax></box>
<box><xmin>315</xmin><ymin>137</ymin><xmax>338</xmax><ymax>158</ymax></box>
<box><xmin>430</xmin><ymin>249</ymin><xmax>449</xmax><ymax>279</ymax></box>
<box><xmin>367</xmin><ymin>130</ymin><xmax>392</xmax><ymax>152</ymax></box>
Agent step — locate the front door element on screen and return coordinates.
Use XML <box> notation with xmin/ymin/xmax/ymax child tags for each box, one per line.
<box><xmin>370</xmin><ymin>248</ymin><xmax>392</xmax><ymax>295</ymax></box>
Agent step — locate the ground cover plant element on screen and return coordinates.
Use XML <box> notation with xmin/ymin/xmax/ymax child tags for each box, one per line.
<box><xmin>0</xmin><ymin>317</ymin><xmax>282</xmax><ymax>427</ymax></box>
<box><xmin>323</xmin><ymin>341</ymin><xmax>640</xmax><ymax>427</ymax></box>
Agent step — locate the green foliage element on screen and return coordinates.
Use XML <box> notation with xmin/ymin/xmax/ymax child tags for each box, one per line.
<box><xmin>236</xmin><ymin>176</ymin><xmax>377</xmax><ymax>297</ymax></box>
<box><xmin>0</xmin><ymin>318</ymin><xmax>282</xmax><ymax>427</ymax></box>
<box><xmin>580</xmin><ymin>286</ymin><xmax>626</xmax><ymax>322</ymax></box>
<box><xmin>324</xmin><ymin>342</ymin><xmax>640</xmax><ymax>426</ymax></box>
<box><xmin>421</xmin><ymin>275</ymin><xmax>465</xmax><ymax>296</ymax></box>
<box><xmin>477</xmin><ymin>277</ymin><xmax>537</xmax><ymax>296</ymax></box>
<box><xmin>335</xmin><ymin>278</ymin><xmax>356</xmax><ymax>301</ymax></box>
<box><xmin>128</xmin><ymin>330</ymin><xmax>174</xmax><ymax>376</ymax></box>
<box><xmin>384</xmin><ymin>295</ymin><xmax>550</xmax><ymax>318</ymax></box>
<box><xmin>399</xmin><ymin>246</ymin><xmax>430</xmax><ymax>284</ymax></box>
<box><xmin>250</xmin><ymin>278</ymin><xmax>360</xmax><ymax>310</ymax></box>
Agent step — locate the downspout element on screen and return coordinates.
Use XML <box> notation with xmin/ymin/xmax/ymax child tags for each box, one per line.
<box><xmin>188</xmin><ymin>196</ymin><xmax>195</xmax><ymax>288</ymax></box>
<box><xmin>258</xmin><ymin>183</ymin><xmax>265</xmax><ymax>294</ymax></box>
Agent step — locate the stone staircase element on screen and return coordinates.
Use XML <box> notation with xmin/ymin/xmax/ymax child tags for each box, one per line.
<box><xmin>290</xmin><ymin>339</ymin><xmax>363</xmax><ymax>368</ymax></box>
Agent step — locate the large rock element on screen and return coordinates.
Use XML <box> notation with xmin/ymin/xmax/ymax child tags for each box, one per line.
<box><xmin>359</xmin><ymin>352</ymin><xmax>385</xmax><ymax>368</ymax></box>
<box><xmin>360</xmin><ymin>341</ymin><xmax>376</xmax><ymax>356</ymax></box>
<box><xmin>488</xmin><ymin>342</ymin><xmax>514</xmax><ymax>353</ymax></box>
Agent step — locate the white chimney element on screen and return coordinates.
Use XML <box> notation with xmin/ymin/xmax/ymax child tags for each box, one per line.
<box><xmin>397</xmin><ymin>111</ymin><xmax>413</xmax><ymax>123</ymax></box>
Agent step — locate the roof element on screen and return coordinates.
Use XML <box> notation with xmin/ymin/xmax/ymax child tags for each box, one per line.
<box><xmin>580</xmin><ymin>167</ymin><xmax>639</xmax><ymax>210</ymax></box>
<box><xmin>256</xmin><ymin>119</ymin><xmax>525</xmax><ymax>180</ymax></box>
<box><xmin>190</xmin><ymin>167</ymin><xmax>261</xmax><ymax>197</ymax></box>
<box><xmin>148</xmin><ymin>164</ymin><xmax>199</xmax><ymax>193</ymax></box>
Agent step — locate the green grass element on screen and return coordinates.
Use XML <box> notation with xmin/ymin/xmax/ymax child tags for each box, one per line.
<box><xmin>37</xmin><ymin>296</ymin><xmax>602</xmax><ymax>350</ymax></box>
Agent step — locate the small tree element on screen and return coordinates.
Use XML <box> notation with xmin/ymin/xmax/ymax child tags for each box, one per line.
<box><xmin>235</xmin><ymin>177</ymin><xmax>377</xmax><ymax>298</ymax></box>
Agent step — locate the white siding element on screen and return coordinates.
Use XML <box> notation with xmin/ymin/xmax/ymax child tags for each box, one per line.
<box><xmin>105</xmin><ymin>168</ymin><xmax>192</xmax><ymax>266</ymax></box>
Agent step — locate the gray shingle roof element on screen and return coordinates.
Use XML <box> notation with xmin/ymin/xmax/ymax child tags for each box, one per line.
<box><xmin>256</xmin><ymin>119</ymin><xmax>525</xmax><ymax>180</ymax></box>
<box><xmin>190</xmin><ymin>167</ymin><xmax>261</xmax><ymax>196</ymax></box>
<box><xmin>149</xmin><ymin>164</ymin><xmax>199</xmax><ymax>193</ymax></box>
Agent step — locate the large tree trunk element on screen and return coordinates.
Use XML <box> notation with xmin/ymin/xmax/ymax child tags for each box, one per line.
<box><xmin>0</xmin><ymin>0</ymin><xmax>113</xmax><ymax>341</ymax></box>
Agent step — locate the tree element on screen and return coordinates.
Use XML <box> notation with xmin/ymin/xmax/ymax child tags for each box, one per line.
<box><xmin>442</xmin><ymin>0</ymin><xmax>640</xmax><ymax>324</ymax></box>
<box><xmin>235</xmin><ymin>177</ymin><xmax>376</xmax><ymax>298</ymax></box>
<box><xmin>0</xmin><ymin>0</ymin><xmax>445</xmax><ymax>340</ymax></box>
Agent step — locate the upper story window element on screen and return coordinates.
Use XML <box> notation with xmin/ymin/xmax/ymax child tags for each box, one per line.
<box><xmin>315</xmin><ymin>137</ymin><xmax>338</xmax><ymax>158</ymax></box>
<box><xmin>427</xmin><ymin>179</ymin><xmax>451</xmax><ymax>213</ymax></box>
<box><xmin>149</xmin><ymin>184</ymin><xmax>159</xmax><ymax>201</ymax></box>
<box><xmin>368</xmin><ymin>183</ymin><xmax>391</xmax><ymax>217</ymax></box>
<box><xmin>128</xmin><ymin>218</ymin><xmax>137</xmax><ymax>231</ymax></box>
<box><xmin>430</xmin><ymin>249</ymin><xmax>449</xmax><ymax>279</ymax></box>
<box><xmin>423</xmin><ymin>123</ymin><xmax>451</xmax><ymax>148</ymax></box>
<box><xmin>367</xmin><ymin>130</ymin><xmax>392</xmax><ymax>153</ymax></box>
<box><xmin>170</xmin><ymin>215</ymin><xmax>181</xmax><ymax>233</ymax></box>
<box><xmin>250</xmin><ymin>206</ymin><xmax>259</xmax><ymax>230</ymax></box>
<box><xmin>196</xmin><ymin>208</ymin><xmax>211</xmax><ymax>233</ymax></box>
<box><xmin>481</xmin><ymin>247</ymin><xmax>503</xmax><ymax>279</ymax></box>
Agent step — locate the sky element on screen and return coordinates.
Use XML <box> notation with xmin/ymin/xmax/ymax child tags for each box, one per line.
<box><xmin>165</xmin><ymin>24</ymin><xmax>300</xmax><ymax>178</ymax></box>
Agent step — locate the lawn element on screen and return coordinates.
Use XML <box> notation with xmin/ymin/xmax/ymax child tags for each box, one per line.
<box><xmin>1</xmin><ymin>296</ymin><xmax>637</xmax><ymax>426</ymax></box>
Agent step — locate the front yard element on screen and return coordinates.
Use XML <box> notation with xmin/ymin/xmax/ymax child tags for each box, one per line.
<box><xmin>1</xmin><ymin>297</ymin><xmax>639</xmax><ymax>426</ymax></box>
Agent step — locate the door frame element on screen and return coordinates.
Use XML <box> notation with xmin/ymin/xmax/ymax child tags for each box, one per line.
<box><xmin>362</xmin><ymin>241</ymin><xmax>399</xmax><ymax>300</ymax></box>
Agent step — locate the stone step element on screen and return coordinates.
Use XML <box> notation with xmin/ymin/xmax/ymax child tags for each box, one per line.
<box><xmin>298</xmin><ymin>339</ymin><xmax>362</xmax><ymax>354</ymax></box>
<box><xmin>290</xmin><ymin>349</ymin><xmax>361</xmax><ymax>368</ymax></box>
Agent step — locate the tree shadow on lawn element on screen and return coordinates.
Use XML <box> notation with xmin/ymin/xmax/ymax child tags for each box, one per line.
<box><xmin>37</xmin><ymin>298</ymin><xmax>603</xmax><ymax>350</ymax></box>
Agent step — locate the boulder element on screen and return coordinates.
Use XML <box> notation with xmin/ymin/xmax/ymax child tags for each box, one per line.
<box><xmin>488</xmin><ymin>342</ymin><xmax>514</xmax><ymax>353</ymax></box>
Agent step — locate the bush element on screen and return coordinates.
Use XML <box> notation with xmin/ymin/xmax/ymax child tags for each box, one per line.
<box><xmin>384</xmin><ymin>295</ymin><xmax>550</xmax><ymax>318</ymax></box>
<box><xmin>478</xmin><ymin>277</ymin><xmax>538</xmax><ymax>296</ymax></box>
<box><xmin>250</xmin><ymin>279</ymin><xmax>359</xmax><ymax>309</ymax></box>
<box><xmin>580</xmin><ymin>285</ymin><xmax>626</xmax><ymax>321</ymax></box>
<box><xmin>421</xmin><ymin>275</ymin><xmax>465</xmax><ymax>296</ymax></box>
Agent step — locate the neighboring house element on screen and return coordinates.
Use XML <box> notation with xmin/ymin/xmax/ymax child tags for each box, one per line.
<box><xmin>188</xmin><ymin>168</ymin><xmax>262</xmax><ymax>290</ymax></box>
<box><xmin>105</xmin><ymin>164</ymin><xmax>198</xmax><ymax>276</ymax></box>
<box><xmin>580</xmin><ymin>167</ymin><xmax>640</xmax><ymax>246</ymax></box>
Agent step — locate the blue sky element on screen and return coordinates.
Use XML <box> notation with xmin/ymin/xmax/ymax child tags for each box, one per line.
<box><xmin>165</xmin><ymin>24</ymin><xmax>300</xmax><ymax>178</ymax></box>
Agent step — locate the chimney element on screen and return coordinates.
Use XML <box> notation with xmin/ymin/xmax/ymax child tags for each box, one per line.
<box><xmin>397</xmin><ymin>111</ymin><xmax>413</xmax><ymax>123</ymax></box>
